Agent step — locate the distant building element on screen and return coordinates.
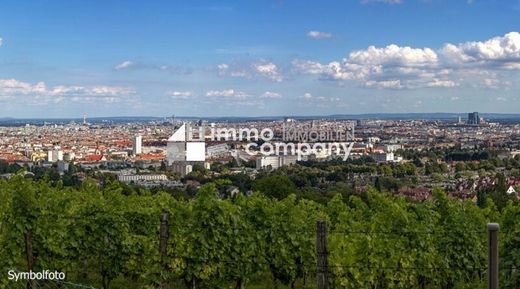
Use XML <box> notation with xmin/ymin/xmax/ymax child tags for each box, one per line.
<box><xmin>47</xmin><ymin>149</ymin><xmax>63</xmax><ymax>162</ymax></box>
<box><xmin>367</xmin><ymin>137</ymin><xmax>380</xmax><ymax>144</ymax></box>
<box><xmin>57</xmin><ymin>161</ymin><xmax>69</xmax><ymax>173</ymax></box>
<box><xmin>31</xmin><ymin>151</ymin><xmax>47</xmax><ymax>162</ymax></box>
<box><xmin>206</xmin><ymin>143</ymin><xmax>229</xmax><ymax>158</ymax></box>
<box><xmin>111</xmin><ymin>151</ymin><xmax>129</xmax><ymax>159</ymax></box>
<box><xmin>133</xmin><ymin>135</ymin><xmax>142</xmax><ymax>155</ymax></box>
<box><xmin>369</xmin><ymin>152</ymin><xmax>402</xmax><ymax>163</ymax></box>
<box><xmin>384</xmin><ymin>144</ymin><xmax>403</xmax><ymax>152</ymax></box>
<box><xmin>118</xmin><ymin>174</ymin><xmax>168</xmax><ymax>182</ymax></box>
<box><xmin>170</xmin><ymin>162</ymin><xmax>193</xmax><ymax>176</ymax></box>
<box><xmin>256</xmin><ymin>155</ymin><xmax>298</xmax><ymax>170</ymax></box>
<box><xmin>356</xmin><ymin>119</ymin><xmax>367</xmax><ymax>127</ymax></box>
<box><xmin>117</xmin><ymin>173</ymin><xmax>183</xmax><ymax>188</ymax></box>
<box><xmin>80</xmin><ymin>154</ymin><xmax>107</xmax><ymax>163</ymax></box>
<box><xmin>63</xmin><ymin>152</ymin><xmax>75</xmax><ymax>161</ymax></box>
<box><xmin>467</xmin><ymin>112</ymin><xmax>480</xmax><ymax>125</ymax></box>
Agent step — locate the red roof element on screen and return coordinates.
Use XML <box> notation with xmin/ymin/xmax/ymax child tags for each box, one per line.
<box><xmin>81</xmin><ymin>154</ymin><xmax>106</xmax><ymax>162</ymax></box>
<box><xmin>135</xmin><ymin>153</ymin><xmax>165</xmax><ymax>161</ymax></box>
<box><xmin>0</xmin><ymin>153</ymin><xmax>30</xmax><ymax>162</ymax></box>
<box><xmin>114</xmin><ymin>140</ymin><xmax>131</xmax><ymax>147</ymax></box>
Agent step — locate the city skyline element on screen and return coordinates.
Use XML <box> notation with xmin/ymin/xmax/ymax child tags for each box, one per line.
<box><xmin>0</xmin><ymin>0</ymin><xmax>519</xmax><ymax>117</ymax></box>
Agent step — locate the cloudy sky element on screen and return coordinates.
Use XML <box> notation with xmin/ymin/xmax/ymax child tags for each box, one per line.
<box><xmin>0</xmin><ymin>0</ymin><xmax>519</xmax><ymax>118</ymax></box>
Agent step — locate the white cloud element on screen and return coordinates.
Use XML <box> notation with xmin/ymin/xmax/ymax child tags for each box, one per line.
<box><xmin>441</xmin><ymin>32</ymin><xmax>520</xmax><ymax>68</ymax></box>
<box><xmin>170</xmin><ymin>91</ymin><xmax>193</xmax><ymax>99</ymax></box>
<box><xmin>293</xmin><ymin>31</ymin><xmax>520</xmax><ymax>90</ymax></box>
<box><xmin>301</xmin><ymin>92</ymin><xmax>313</xmax><ymax>100</ymax></box>
<box><xmin>480</xmin><ymin>77</ymin><xmax>512</xmax><ymax>89</ymax></box>
<box><xmin>217</xmin><ymin>62</ymin><xmax>247</xmax><ymax>78</ymax></box>
<box><xmin>0</xmin><ymin>79</ymin><xmax>46</xmax><ymax>94</ymax></box>
<box><xmin>0</xmin><ymin>37</ymin><xmax>3</xmax><ymax>47</ymax></box>
<box><xmin>316</xmin><ymin>96</ymin><xmax>341</xmax><ymax>102</ymax></box>
<box><xmin>348</xmin><ymin>44</ymin><xmax>438</xmax><ymax>67</ymax></box>
<box><xmin>483</xmin><ymin>78</ymin><xmax>499</xmax><ymax>88</ymax></box>
<box><xmin>291</xmin><ymin>59</ymin><xmax>367</xmax><ymax>81</ymax></box>
<box><xmin>217</xmin><ymin>63</ymin><xmax>229</xmax><ymax>71</ymax></box>
<box><xmin>252</xmin><ymin>62</ymin><xmax>283</xmax><ymax>82</ymax></box>
<box><xmin>291</xmin><ymin>59</ymin><xmax>330</xmax><ymax>75</ymax></box>
<box><xmin>297</xmin><ymin>92</ymin><xmax>341</xmax><ymax>107</ymax></box>
<box><xmin>115</xmin><ymin>60</ymin><xmax>191</xmax><ymax>74</ymax></box>
<box><xmin>115</xmin><ymin>60</ymin><xmax>135</xmax><ymax>70</ymax></box>
<box><xmin>307</xmin><ymin>31</ymin><xmax>333</xmax><ymax>40</ymax></box>
<box><xmin>292</xmin><ymin>45</ymin><xmax>442</xmax><ymax>87</ymax></box>
<box><xmin>0</xmin><ymin>78</ymin><xmax>134</xmax><ymax>104</ymax></box>
<box><xmin>365</xmin><ymin>79</ymin><xmax>403</xmax><ymax>89</ymax></box>
<box><xmin>426</xmin><ymin>79</ymin><xmax>457</xmax><ymax>88</ymax></box>
<box><xmin>206</xmin><ymin>89</ymin><xmax>249</xmax><ymax>98</ymax></box>
<box><xmin>217</xmin><ymin>60</ymin><xmax>284</xmax><ymax>82</ymax></box>
<box><xmin>261</xmin><ymin>91</ymin><xmax>282</xmax><ymax>99</ymax></box>
<box><xmin>90</xmin><ymin>86</ymin><xmax>131</xmax><ymax>95</ymax></box>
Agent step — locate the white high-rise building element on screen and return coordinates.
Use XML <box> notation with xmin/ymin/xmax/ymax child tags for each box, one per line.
<box><xmin>133</xmin><ymin>135</ymin><xmax>142</xmax><ymax>155</ymax></box>
<box><xmin>256</xmin><ymin>155</ymin><xmax>298</xmax><ymax>170</ymax></box>
<box><xmin>47</xmin><ymin>150</ymin><xmax>63</xmax><ymax>162</ymax></box>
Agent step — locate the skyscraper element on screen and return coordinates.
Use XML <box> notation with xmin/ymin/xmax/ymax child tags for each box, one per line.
<box><xmin>467</xmin><ymin>112</ymin><xmax>480</xmax><ymax>125</ymax></box>
<box><xmin>133</xmin><ymin>135</ymin><xmax>142</xmax><ymax>155</ymax></box>
<box><xmin>47</xmin><ymin>149</ymin><xmax>63</xmax><ymax>162</ymax></box>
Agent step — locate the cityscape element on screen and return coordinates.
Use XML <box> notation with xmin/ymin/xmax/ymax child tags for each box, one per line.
<box><xmin>1</xmin><ymin>1</ymin><xmax>520</xmax><ymax>289</ymax></box>
<box><xmin>1</xmin><ymin>113</ymin><xmax>520</xmax><ymax>200</ymax></box>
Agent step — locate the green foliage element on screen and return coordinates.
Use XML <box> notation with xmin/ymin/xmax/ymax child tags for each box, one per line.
<box><xmin>251</xmin><ymin>174</ymin><xmax>298</xmax><ymax>199</ymax></box>
<box><xmin>455</xmin><ymin>162</ymin><xmax>467</xmax><ymax>172</ymax></box>
<box><xmin>2</xmin><ymin>176</ymin><xmax>520</xmax><ymax>289</ymax></box>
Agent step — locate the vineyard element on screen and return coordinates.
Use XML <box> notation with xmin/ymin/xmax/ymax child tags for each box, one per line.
<box><xmin>1</xmin><ymin>175</ymin><xmax>520</xmax><ymax>289</ymax></box>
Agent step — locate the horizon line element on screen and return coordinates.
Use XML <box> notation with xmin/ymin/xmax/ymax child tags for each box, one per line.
<box><xmin>2</xmin><ymin>112</ymin><xmax>520</xmax><ymax>121</ymax></box>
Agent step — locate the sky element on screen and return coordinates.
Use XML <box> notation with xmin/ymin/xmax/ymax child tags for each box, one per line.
<box><xmin>0</xmin><ymin>0</ymin><xmax>519</xmax><ymax>118</ymax></box>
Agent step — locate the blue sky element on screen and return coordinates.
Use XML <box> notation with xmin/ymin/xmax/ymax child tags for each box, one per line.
<box><xmin>0</xmin><ymin>0</ymin><xmax>519</xmax><ymax>118</ymax></box>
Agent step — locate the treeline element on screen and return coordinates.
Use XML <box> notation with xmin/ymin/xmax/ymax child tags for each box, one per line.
<box><xmin>397</xmin><ymin>147</ymin><xmax>499</xmax><ymax>162</ymax></box>
<box><xmin>2</xmin><ymin>176</ymin><xmax>520</xmax><ymax>289</ymax></box>
<box><xmin>445</xmin><ymin>151</ymin><xmax>491</xmax><ymax>162</ymax></box>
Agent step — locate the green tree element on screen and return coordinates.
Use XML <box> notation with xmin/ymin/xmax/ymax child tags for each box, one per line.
<box><xmin>252</xmin><ymin>175</ymin><xmax>298</xmax><ymax>199</ymax></box>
